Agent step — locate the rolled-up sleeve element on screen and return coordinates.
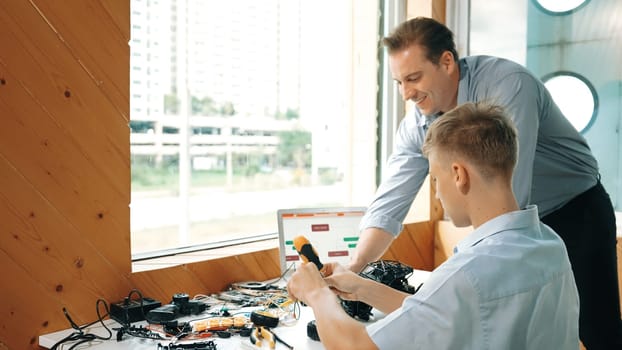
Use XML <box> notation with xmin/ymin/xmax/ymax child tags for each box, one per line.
<box><xmin>359</xmin><ymin>112</ymin><xmax>430</xmax><ymax>236</ymax></box>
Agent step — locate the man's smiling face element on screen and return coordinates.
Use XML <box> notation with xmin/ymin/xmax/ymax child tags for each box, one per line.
<box><xmin>389</xmin><ymin>44</ymin><xmax>459</xmax><ymax>116</ymax></box>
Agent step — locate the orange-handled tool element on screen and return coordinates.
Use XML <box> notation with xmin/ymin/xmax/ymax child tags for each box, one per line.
<box><xmin>293</xmin><ymin>235</ymin><xmax>325</xmax><ymax>274</ymax></box>
<box><xmin>249</xmin><ymin>326</ymin><xmax>276</xmax><ymax>349</ymax></box>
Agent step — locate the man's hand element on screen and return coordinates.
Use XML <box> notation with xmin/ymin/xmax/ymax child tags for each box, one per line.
<box><xmin>323</xmin><ymin>264</ymin><xmax>366</xmax><ymax>301</ymax></box>
<box><xmin>325</xmin><ymin>263</ymin><xmax>410</xmax><ymax>314</ymax></box>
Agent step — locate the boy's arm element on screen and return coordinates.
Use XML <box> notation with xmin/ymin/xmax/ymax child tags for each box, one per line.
<box><xmin>305</xmin><ymin>285</ymin><xmax>379</xmax><ymax>350</ymax></box>
<box><xmin>289</xmin><ymin>263</ymin><xmax>379</xmax><ymax>350</ymax></box>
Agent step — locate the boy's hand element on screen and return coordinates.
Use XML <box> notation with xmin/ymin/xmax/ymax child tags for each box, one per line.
<box><xmin>286</xmin><ymin>262</ymin><xmax>328</xmax><ymax>305</ymax></box>
<box><xmin>287</xmin><ymin>262</ymin><xmax>367</xmax><ymax>304</ymax></box>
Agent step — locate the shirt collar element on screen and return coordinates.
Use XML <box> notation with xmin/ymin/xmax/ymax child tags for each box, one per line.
<box><xmin>457</xmin><ymin>58</ymin><xmax>469</xmax><ymax>105</ymax></box>
<box><xmin>454</xmin><ymin>205</ymin><xmax>540</xmax><ymax>254</ymax></box>
<box><xmin>412</xmin><ymin>107</ymin><xmax>442</xmax><ymax>132</ymax></box>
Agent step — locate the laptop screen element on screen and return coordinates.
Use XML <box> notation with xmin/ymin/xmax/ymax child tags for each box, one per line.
<box><xmin>276</xmin><ymin>207</ymin><xmax>366</xmax><ymax>274</ymax></box>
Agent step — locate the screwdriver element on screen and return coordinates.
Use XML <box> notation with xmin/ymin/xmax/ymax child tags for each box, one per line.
<box><xmin>293</xmin><ymin>235</ymin><xmax>325</xmax><ymax>275</ymax></box>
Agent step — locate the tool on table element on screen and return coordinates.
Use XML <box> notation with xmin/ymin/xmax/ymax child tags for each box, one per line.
<box><xmin>293</xmin><ymin>235</ymin><xmax>325</xmax><ymax>274</ymax></box>
<box><xmin>250</xmin><ymin>326</ymin><xmax>275</xmax><ymax>349</ymax></box>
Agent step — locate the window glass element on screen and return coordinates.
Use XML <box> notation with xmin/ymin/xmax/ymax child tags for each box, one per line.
<box><xmin>543</xmin><ymin>72</ymin><xmax>597</xmax><ymax>133</ymax></box>
<box><xmin>129</xmin><ymin>0</ymin><xmax>377</xmax><ymax>257</ymax></box>
<box><xmin>533</xmin><ymin>0</ymin><xmax>589</xmax><ymax>15</ymax></box>
<box><xmin>469</xmin><ymin>0</ymin><xmax>527</xmax><ymax>64</ymax></box>
<box><xmin>467</xmin><ymin>0</ymin><xmax>621</xmax><ymax>214</ymax></box>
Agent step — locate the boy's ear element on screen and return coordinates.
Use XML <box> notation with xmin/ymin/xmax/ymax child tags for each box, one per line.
<box><xmin>452</xmin><ymin>162</ymin><xmax>470</xmax><ymax>194</ymax></box>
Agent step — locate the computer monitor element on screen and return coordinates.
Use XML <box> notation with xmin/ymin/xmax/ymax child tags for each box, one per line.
<box><xmin>276</xmin><ymin>207</ymin><xmax>366</xmax><ymax>274</ymax></box>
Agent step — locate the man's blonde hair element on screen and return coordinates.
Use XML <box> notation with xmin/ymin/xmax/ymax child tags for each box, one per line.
<box><xmin>422</xmin><ymin>102</ymin><xmax>518</xmax><ymax>179</ymax></box>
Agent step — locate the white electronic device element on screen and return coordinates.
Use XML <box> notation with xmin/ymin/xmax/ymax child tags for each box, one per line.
<box><xmin>276</xmin><ymin>207</ymin><xmax>366</xmax><ymax>274</ymax></box>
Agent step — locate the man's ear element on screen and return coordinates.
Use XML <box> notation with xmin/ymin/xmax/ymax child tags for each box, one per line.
<box><xmin>452</xmin><ymin>162</ymin><xmax>470</xmax><ymax>194</ymax></box>
<box><xmin>440</xmin><ymin>50</ymin><xmax>455</xmax><ymax>71</ymax></box>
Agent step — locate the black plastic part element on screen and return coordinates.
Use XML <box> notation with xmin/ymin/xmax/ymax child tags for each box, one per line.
<box><xmin>147</xmin><ymin>304</ymin><xmax>179</xmax><ymax>323</ymax></box>
<box><xmin>146</xmin><ymin>294</ymin><xmax>208</xmax><ymax>324</ymax></box>
<box><xmin>239</xmin><ymin>327</ymin><xmax>253</xmax><ymax>337</ymax></box>
<box><xmin>250</xmin><ymin>311</ymin><xmax>279</xmax><ymax>328</ymax></box>
<box><xmin>217</xmin><ymin>331</ymin><xmax>232</xmax><ymax>338</ymax></box>
<box><xmin>110</xmin><ymin>297</ymin><xmax>162</xmax><ymax>325</ymax></box>
<box><xmin>341</xmin><ymin>260</ymin><xmax>418</xmax><ymax>321</ymax></box>
<box><xmin>307</xmin><ymin>320</ymin><xmax>320</xmax><ymax>341</ymax></box>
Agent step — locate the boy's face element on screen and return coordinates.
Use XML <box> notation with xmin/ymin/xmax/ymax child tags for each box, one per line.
<box><xmin>389</xmin><ymin>44</ymin><xmax>458</xmax><ymax>116</ymax></box>
<box><xmin>428</xmin><ymin>150</ymin><xmax>470</xmax><ymax>227</ymax></box>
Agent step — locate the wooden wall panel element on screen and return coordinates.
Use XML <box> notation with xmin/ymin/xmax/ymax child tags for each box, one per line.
<box><xmin>130</xmin><ymin>249</ymin><xmax>282</xmax><ymax>305</ymax></box>
<box><xmin>0</xmin><ymin>66</ymin><xmax>130</xmax><ymax>268</ymax></box>
<box><xmin>434</xmin><ymin>220</ymin><xmax>472</xmax><ymax>267</ymax></box>
<box><xmin>382</xmin><ymin>221</ymin><xmax>436</xmax><ymax>271</ymax></box>
<box><xmin>0</xmin><ymin>1</ymin><xmax>130</xmax><ymax>187</ymax></box>
<box><xmin>0</xmin><ymin>157</ymin><xmax>133</xmax><ymax>306</ymax></box>
<box><xmin>0</xmin><ymin>0</ymin><xmax>132</xmax><ymax>348</ymax></box>
<box><xmin>29</xmin><ymin>0</ymin><xmax>131</xmax><ymax>119</ymax></box>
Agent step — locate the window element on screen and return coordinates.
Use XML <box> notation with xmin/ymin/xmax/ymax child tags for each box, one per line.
<box><xmin>533</xmin><ymin>0</ymin><xmax>590</xmax><ymax>15</ymax></box>
<box><xmin>461</xmin><ymin>0</ymin><xmax>622</xmax><ymax>218</ymax></box>
<box><xmin>542</xmin><ymin>71</ymin><xmax>598</xmax><ymax>133</ymax></box>
<box><xmin>129</xmin><ymin>0</ymin><xmax>379</xmax><ymax>258</ymax></box>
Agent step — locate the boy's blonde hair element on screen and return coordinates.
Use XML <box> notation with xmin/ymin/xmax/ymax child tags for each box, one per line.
<box><xmin>422</xmin><ymin>102</ymin><xmax>518</xmax><ymax>179</ymax></box>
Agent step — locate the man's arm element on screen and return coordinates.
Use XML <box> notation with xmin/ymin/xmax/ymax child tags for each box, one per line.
<box><xmin>353</xmin><ymin>113</ymin><xmax>430</xmax><ymax>272</ymax></box>
<box><xmin>348</xmin><ymin>227</ymin><xmax>394</xmax><ymax>273</ymax></box>
<box><xmin>323</xmin><ymin>265</ymin><xmax>410</xmax><ymax>313</ymax></box>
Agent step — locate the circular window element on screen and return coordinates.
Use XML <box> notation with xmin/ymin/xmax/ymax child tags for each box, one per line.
<box><xmin>542</xmin><ymin>71</ymin><xmax>598</xmax><ymax>133</ymax></box>
<box><xmin>533</xmin><ymin>0</ymin><xmax>590</xmax><ymax>15</ymax></box>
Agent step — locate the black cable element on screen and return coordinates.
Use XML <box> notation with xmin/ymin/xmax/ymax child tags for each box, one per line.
<box><xmin>50</xmin><ymin>299</ymin><xmax>112</xmax><ymax>350</ymax></box>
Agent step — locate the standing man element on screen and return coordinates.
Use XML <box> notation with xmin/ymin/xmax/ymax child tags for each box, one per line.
<box><xmin>351</xmin><ymin>16</ymin><xmax>620</xmax><ymax>349</ymax></box>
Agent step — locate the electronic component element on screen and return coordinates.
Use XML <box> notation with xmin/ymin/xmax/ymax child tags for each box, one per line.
<box><xmin>109</xmin><ymin>297</ymin><xmax>162</xmax><ymax>325</ymax></box>
<box><xmin>191</xmin><ymin>316</ymin><xmax>248</xmax><ymax>332</ymax></box>
<box><xmin>342</xmin><ymin>260</ymin><xmax>419</xmax><ymax>321</ymax></box>
<box><xmin>156</xmin><ymin>340</ymin><xmax>217</xmax><ymax>350</ymax></box>
<box><xmin>147</xmin><ymin>293</ymin><xmax>207</xmax><ymax>323</ymax></box>
<box><xmin>306</xmin><ymin>320</ymin><xmax>320</xmax><ymax>341</ymax></box>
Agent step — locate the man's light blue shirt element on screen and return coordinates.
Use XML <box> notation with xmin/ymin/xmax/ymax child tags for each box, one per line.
<box><xmin>360</xmin><ymin>55</ymin><xmax>599</xmax><ymax>236</ymax></box>
<box><xmin>366</xmin><ymin>205</ymin><xmax>580</xmax><ymax>350</ymax></box>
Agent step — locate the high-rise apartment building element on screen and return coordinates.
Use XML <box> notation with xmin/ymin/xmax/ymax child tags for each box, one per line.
<box><xmin>130</xmin><ymin>0</ymin><xmax>301</xmax><ymax>119</ymax></box>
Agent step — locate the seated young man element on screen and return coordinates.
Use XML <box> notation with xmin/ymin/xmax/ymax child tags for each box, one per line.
<box><xmin>287</xmin><ymin>102</ymin><xmax>580</xmax><ymax>350</ymax></box>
